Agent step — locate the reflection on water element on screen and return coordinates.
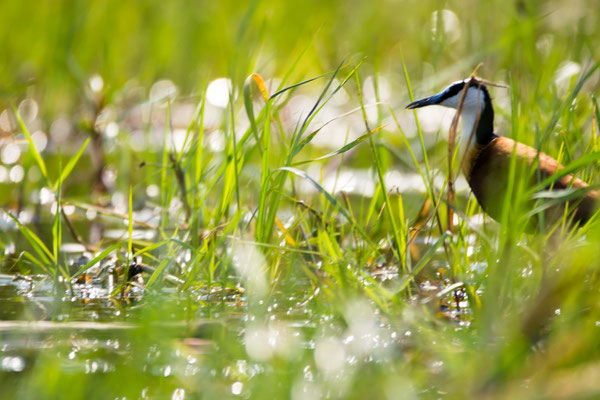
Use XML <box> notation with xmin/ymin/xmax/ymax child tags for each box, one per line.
<box><xmin>0</xmin><ymin>236</ymin><xmax>471</xmax><ymax>399</ymax></box>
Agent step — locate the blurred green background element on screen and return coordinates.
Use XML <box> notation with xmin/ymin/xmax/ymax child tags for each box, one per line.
<box><xmin>3</xmin><ymin>0</ymin><xmax>597</xmax><ymax>113</ymax></box>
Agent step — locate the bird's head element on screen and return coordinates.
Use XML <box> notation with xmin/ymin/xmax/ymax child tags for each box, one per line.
<box><xmin>405</xmin><ymin>77</ymin><xmax>490</xmax><ymax>111</ymax></box>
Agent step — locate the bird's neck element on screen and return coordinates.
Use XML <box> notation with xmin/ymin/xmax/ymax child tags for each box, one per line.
<box><xmin>458</xmin><ymin>101</ymin><xmax>495</xmax><ymax>157</ymax></box>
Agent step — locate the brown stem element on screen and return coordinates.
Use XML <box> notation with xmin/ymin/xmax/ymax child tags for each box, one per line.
<box><xmin>60</xmin><ymin>203</ymin><xmax>91</xmax><ymax>251</ymax></box>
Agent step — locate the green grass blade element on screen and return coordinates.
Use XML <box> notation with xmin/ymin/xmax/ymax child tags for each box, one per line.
<box><xmin>354</xmin><ymin>72</ymin><xmax>404</xmax><ymax>267</ymax></box>
<box><xmin>526</xmin><ymin>151</ymin><xmax>600</xmax><ymax>196</ymax></box>
<box><xmin>394</xmin><ymin>232</ymin><xmax>450</xmax><ymax>295</ymax></box>
<box><xmin>52</xmin><ymin>161</ymin><xmax>63</xmax><ymax>271</ymax></box>
<box><xmin>70</xmin><ymin>243</ymin><xmax>120</xmax><ymax>278</ymax></box>
<box><xmin>261</xmin><ymin>60</ymin><xmax>365</xmax><ymax>243</ymax></box>
<box><xmin>160</xmin><ymin>101</ymin><xmax>171</xmax><ymax>229</ymax></box>
<box><xmin>13</xmin><ymin>105</ymin><xmax>48</xmax><ymax>181</ymax></box>
<box><xmin>132</xmin><ymin>240</ymin><xmax>170</xmax><ymax>259</ymax></box>
<box><xmin>146</xmin><ymin>254</ymin><xmax>171</xmax><ymax>288</ymax></box>
<box><xmin>194</xmin><ymin>85</ymin><xmax>207</xmax><ymax>188</ymax></box>
<box><xmin>52</xmin><ymin>138</ymin><xmax>89</xmax><ymax>191</ymax></box>
<box><xmin>292</xmin><ymin>126</ymin><xmax>384</xmax><ymax>166</ymax></box>
<box><xmin>19</xmin><ymin>250</ymin><xmax>51</xmax><ymax>275</ymax></box>
<box><xmin>293</xmin><ymin>59</ymin><xmax>366</xmax><ymax>157</ymax></box>
<box><xmin>177</xmin><ymin>90</ymin><xmax>206</xmax><ymax>164</ymax></box>
<box><xmin>6</xmin><ymin>211</ymin><xmax>54</xmax><ymax>265</ymax></box>
<box><xmin>273</xmin><ymin>34</ymin><xmax>317</xmax><ymax>95</ymax></box>
<box><xmin>256</xmin><ymin>101</ymin><xmax>272</xmax><ymax>242</ymax></box>
<box><xmin>401</xmin><ymin>57</ymin><xmax>433</xmax><ymax>181</ymax></box>
<box><xmin>540</xmin><ymin>63</ymin><xmax>599</xmax><ymax>145</ymax></box>
<box><xmin>291</xmin><ymin>60</ymin><xmax>346</xmax><ymax>153</ymax></box>
<box><xmin>128</xmin><ymin>185</ymin><xmax>133</xmax><ymax>258</ymax></box>
<box><xmin>278</xmin><ymin>167</ymin><xmax>373</xmax><ymax>245</ymax></box>
<box><xmin>228</xmin><ymin>84</ymin><xmax>242</xmax><ymax>211</ymax></box>
<box><xmin>526</xmin><ymin>186</ymin><xmax>600</xmax><ymax>219</ymax></box>
<box><xmin>270</xmin><ymin>71</ymin><xmax>332</xmax><ymax>101</ymax></box>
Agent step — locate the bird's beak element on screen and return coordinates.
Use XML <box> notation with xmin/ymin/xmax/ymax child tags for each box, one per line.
<box><xmin>405</xmin><ymin>92</ymin><xmax>443</xmax><ymax>109</ymax></box>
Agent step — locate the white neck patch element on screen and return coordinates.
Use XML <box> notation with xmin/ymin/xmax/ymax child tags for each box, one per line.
<box><xmin>439</xmin><ymin>85</ymin><xmax>486</xmax><ymax>152</ymax></box>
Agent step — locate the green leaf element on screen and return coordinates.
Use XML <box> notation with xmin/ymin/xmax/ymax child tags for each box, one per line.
<box><xmin>293</xmin><ymin>126</ymin><xmax>384</xmax><ymax>166</ymax></box>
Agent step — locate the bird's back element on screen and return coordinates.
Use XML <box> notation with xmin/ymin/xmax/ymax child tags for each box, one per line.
<box><xmin>465</xmin><ymin>136</ymin><xmax>598</xmax><ymax>229</ymax></box>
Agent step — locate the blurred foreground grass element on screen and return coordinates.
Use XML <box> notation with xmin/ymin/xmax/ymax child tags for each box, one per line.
<box><xmin>1</xmin><ymin>0</ymin><xmax>600</xmax><ymax>399</ymax></box>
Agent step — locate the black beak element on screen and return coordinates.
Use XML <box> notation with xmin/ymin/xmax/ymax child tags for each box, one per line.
<box><xmin>405</xmin><ymin>92</ymin><xmax>444</xmax><ymax>109</ymax></box>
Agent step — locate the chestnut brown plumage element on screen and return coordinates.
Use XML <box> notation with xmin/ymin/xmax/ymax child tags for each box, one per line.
<box><xmin>406</xmin><ymin>78</ymin><xmax>598</xmax><ymax>230</ymax></box>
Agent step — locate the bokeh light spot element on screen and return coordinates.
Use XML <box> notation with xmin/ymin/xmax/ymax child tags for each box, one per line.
<box><xmin>9</xmin><ymin>165</ymin><xmax>24</xmax><ymax>182</ymax></box>
<box><xmin>89</xmin><ymin>74</ymin><xmax>104</xmax><ymax>93</ymax></box>
<box><xmin>150</xmin><ymin>80</ymin><xmax>178</xmax><ymax>103</ymax></box>
<box><xmin>1</xmin><ymin>143</ymin><xmax>21</xmax><ymax>164</ymax></box>
<box><xmin>18</xmin><ymin>99</ymin><xmax>39</xmax><ymax>123</ymax></box>
<box><xmin>431</xmin><ymin>9</ymin><xmax>461</xmax><ymax>43</ymax></box>
<box><xmin>314</xmin><ymin>337</ymin><xmax>345</xmax><ymax>373</ymax></box>
<box><xmin>206</xmin><ymin>78</ymin><xmax>233</xmax><ymax>108</ymax></box>
<box><xmin>231</xmin><ymin>382</ymin><xmax>243</xmax><ymax>395</ymax></box>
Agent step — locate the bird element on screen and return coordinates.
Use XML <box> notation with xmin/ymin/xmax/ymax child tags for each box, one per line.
<box><xmin>405</xmin><ymin>77</ymin><xmax>598</xmax><ymax>231</ymax></box>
